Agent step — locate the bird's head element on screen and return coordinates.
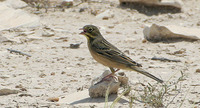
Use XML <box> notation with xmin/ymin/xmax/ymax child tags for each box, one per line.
<box><xmin>80</xmin><ymin>25</ymin><xmax>102</xmax><ymax>39</ymax></box>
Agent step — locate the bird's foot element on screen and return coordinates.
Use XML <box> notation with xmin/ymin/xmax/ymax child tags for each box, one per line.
<box><xmin>95</xmin><ymin>73</ymin><xmax>118</xmax><ymax>85</ymax></box>
<box><xmin>114</xmin><ymin>68</ymin><xmax>120</xmax><ymax>72</ymax></box>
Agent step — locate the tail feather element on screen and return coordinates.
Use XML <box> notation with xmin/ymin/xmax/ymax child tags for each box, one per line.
<box><xmin>130</xmin><ymin>66</ymin><xmax>163</xmax><ymax>83</ymax></box>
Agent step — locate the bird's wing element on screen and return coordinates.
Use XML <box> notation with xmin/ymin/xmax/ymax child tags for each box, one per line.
<box><xmin>91</xmin><ymin>39</ymin><xmax>142</xmax><ymax>67</ymax></box>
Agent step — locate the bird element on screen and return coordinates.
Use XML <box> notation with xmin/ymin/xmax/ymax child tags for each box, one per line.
<box><xmin>79</xmin><ymin>25</ymin><xmax>163</xmax><ymax>83</ymax></box>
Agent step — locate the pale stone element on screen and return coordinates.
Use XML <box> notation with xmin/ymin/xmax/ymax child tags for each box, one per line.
<box><xmin>89</xmin><ymin>70</ymin><xmax>128</xmax><ymax>98</ymax></box>
<box><xmin>119</xmin><ymin>0</ymin><xmax>182</xmax><ymax>9</ymax></box>
<box><xmin>4</xmin><ymin>0</ymin><xmax>28</xmax><ymax>9</ymax></box>
<box><xmin>0</xmin><ymin>3</ymin><xmax>40</xmax><ymax>31</ymax></box>
<box><xmin>96</xmin><ymin>10</ymin><xmax>114</xmax><ymax>20</ymax></box>
<box><xmin>143</xmin><ymin>24</ymin><xmax>200</xmax><ymax>43</ymax></box>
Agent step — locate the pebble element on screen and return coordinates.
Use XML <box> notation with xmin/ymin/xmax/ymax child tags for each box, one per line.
<box><xmin>47</xmin><ymin>97</ymin><xmax>59</xmax><ymax>102</ymax></box>
<box><xmin>70</xmin><ymin>42</ymin><xmax>83</xmax><ymax>49</ymax></box>
<box><xmin>19</xmin><ymin>93</ymin><xmax>32</xmax><ymax>97</ymax></box>
<box><xmin>96</xmin><ymin>10</ymin><xmax>114</xmax><ymax>20</ymax></box>
<box><xmin>42</xmin><ymin>31</ymin><xmax>55</xmax><ymax>37</ymax></box>
<box><xmin>196</xmin><ymin>69</ymin><xmax>200</xmax><ymax>73</ymax></box>
<box><xmin>51</xmin><ymin>72</ymin><xmax>55</xmax><ymax>75</ymax></box>
<box><xmin>39</xmin><ymin>73</ymin><xmax>46</xmax><ymax>78</ymax></box>
<box><xmin>197</xmin><ymin>21</ymin><xmax>200</xmax><ymax>26</ymax></box>
<box><xmin>0</xmin><ymin>75</ymin><xmax>10</xmax><ymax>79</ymax></box>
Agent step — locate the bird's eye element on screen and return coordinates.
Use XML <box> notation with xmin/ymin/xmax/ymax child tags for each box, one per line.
<box><xmin>88</xmin><ymin>28</ymin><xmax>93</xmax><ymax>32</ymax></box>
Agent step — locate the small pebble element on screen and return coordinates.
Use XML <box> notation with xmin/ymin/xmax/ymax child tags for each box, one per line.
<box><xmin>142</xmin><ymin>39</ymin><xmax>147</xmax><ymax>43</ymax></box>
<box><xmin>19</xmin><ymin>93</ymin><xmax>32</xmax><ymax>97</ymax></box>
<box><xmin>70</xmin><ymin>42</ymin><xmax>83</xmax><ymax>49</ymax></box>
<box><xmin>39</xmin><ymin>73</ymin><xmax>46</xmax><ymax>78</ymax></box>
<box><xmin>47</xmin><ymin>97</ymin><xmax>59</xmax><ymax>102</ymax></box>
<box><xmin>196</xmin><ymin>69</ymin><xmax>200</xmax><ymax>73</ymax></box>
<box><xmin>51</xmin><ymin>72</ymin><xmax>55</xmax><ymax>76</ymax></box>
<box><xmin>61</xmin><ymin>71</ymin><xmax>66</xmax><ymax>74</ymax></box>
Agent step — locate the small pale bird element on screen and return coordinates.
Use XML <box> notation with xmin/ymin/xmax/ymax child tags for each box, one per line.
<box><xmin>80</xmin><ymin>25</ymin><xmax>163</xmax><ymax>83</ymax></box>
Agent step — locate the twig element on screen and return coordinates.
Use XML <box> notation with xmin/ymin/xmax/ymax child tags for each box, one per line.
<box><xmin>151</xmin><ymin>56</ymin><xmax>181</xmax><ymax>62</ymax></box>
<box><xmin>7</xmin><ymin>48</ymin><xmax>31</xmax><ymax>57</ymax></box>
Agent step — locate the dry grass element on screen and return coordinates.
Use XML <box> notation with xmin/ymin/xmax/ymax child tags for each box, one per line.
<box><xmin>104</xmin><ymin>71</ymin><xmax>186</xmax><ymax>108</ymax></box>
<box><xmin>131</xmin><ymin>71</ymin><xmax>186</xmax><ymax>108</ymax></box>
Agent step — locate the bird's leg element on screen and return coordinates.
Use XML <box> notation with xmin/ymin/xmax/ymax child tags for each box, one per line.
<box><xmin>113</xmin><ymin>68</ymin><xmax>120</xmax><ymax>72</ymax></box>
<box><xmin>95</xmin><ymin>67</ymin><xmax>120</xmax><ymax>85</ymax></box>
<box><xmin>101</xmin><ymin>67</ymin><xmax>119</xmax><ymax>81</ymax></box>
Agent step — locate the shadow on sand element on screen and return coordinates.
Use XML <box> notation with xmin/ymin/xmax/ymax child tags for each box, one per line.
<box><xmin>70</xmin><ymin>94</ymin><xmax>128</xmax><ymax>105</ymax></box>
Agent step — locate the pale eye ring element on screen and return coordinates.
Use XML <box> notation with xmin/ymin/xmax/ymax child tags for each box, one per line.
<box><xmin>88</xmin><ymin>28</ymin><xmax>93</xmax><ymax>32</ymax></box>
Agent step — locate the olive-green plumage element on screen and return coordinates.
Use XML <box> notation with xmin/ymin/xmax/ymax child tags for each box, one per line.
<box><xmin>80</xmin><ymin>25</ymin><xmax>163</xmax><ymax>83</ymax></box>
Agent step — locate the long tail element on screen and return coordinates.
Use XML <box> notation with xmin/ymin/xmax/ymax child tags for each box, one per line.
<box><xmin>130</xmin><ymin>66</ymin><xmax>164</xmax><ymax>83</ymax></box>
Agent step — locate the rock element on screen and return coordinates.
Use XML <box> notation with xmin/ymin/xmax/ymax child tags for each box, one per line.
<box><xmin>89</xmin><ymin>79</ymin><xmax>120</xmax><ymax>98</ymax></box>
<box><xmin>0</xmin><ymin>88</ymin><xmax>19</xmax><ymax>96</ymax></box>
<box><xmin>108</xmin><ymin>25</ymin><xmax>114</xmax><ymax>29</ymax></box>
<box><xmin>173</xmin><ymin>49</ymin><xmax>186</xmax><ymax>55</ymax></box>
<box><xmin>142</xmin><ymin>39</ymin><xmax>147</xmax><ymax>43</ymax></box>
<box><xmin>0</xmin><ymin>3</ymin><xmax>40</xmax><ymax>31</ymax></box>
<box><xmin>54</xmin><ymin>37</ymin><xmax>68</xmax><ymax>43</ymax></box>
<box><xmin>124</xmin><ymin>38</ymin><xmax>136</xmax><ymax>43</ymax></box>
<box><xmin>42</xmin><ymin>31</ymin><xmax>55</xmax><ymax>37</ymax></box>
<box><xmin>0</xmin><ymin>75</ymin><xmax>10</xmax><ymax>79</ymax></box>
<box><xmin>39</xmin><ymin>73</ymin><xmax>46</xmax><ymax>78</ymax></box>
<box><xmin>20</xmin><ymin>36</ymin><xmax>43</xmax><ymax>43</ymax></box>
<box><xmin>61</xmin><ymin>0</ymin><xmax>73</xmax><ymax>8</ymax></box>
<box><xmin>79</xmin><ymin>7</ymin><xmax>85</xmax><ymax>12</ymax></box>
<box><xmin>15</xmin><ymin>84</ymin><xmax>23</xmax><ymax>88</ymax></box>
<box><xmin>89</xmin><ymin>70</ymin><xmax>128</xmax><ymax>98</ymax></box>
<box><xmin>51</xmin><ymin>72</ymin><xmax>55</xmax><ymax>75</ymax></box>
<box><xmin>33</xmin><ymin>11</ymin><xmax>42</xmax><ymax>15</ymax></box>
<box><xmin>196</xmin><ymin>69</ymin><xmax>200</xmax><ymax>73</ymax></box>
<box><xmin>96</xmin><ymin>10</ymin><xmax>114</xmax><ymax>20</ymax></box>
<box><xmin>4</xmin><ymin>0</ymin><xmax>28</xmax><ymax>9</ymax></box>
<box><xmin>117</xmin><ymin>72</ymin><xmax>128</xmax><ymax>87</ymax></box>
<box><xmin>119</xmin><ymin>0</ymin><xmax>182</xmax><ymax>15</ymax></box>
<box><xmin>0</xmin><ymin>35</ymin><xmax>15</xmax><ymax>43</ymax></box>
<box><xmin>197</xmin><ymin>21</ymin><xmax>200</xmax><ymax>26</ymax></box>
<box><xmin>19</xmin><ymin>93</ymin><xmax>32</xmax><ymax>97</ymax></box>
<box><xmin>143</xmin><ymin>24</ymin><xmax>200</xmax><ymax>43</ymax></box>
<box><xmin>47</xmin><ymin>97</ymin><xmax>59</xmax><ymax>102</ymax></box>
<box><xmin>70</xmin><ymin>42</ymin><xmax>83</xmax><ymax>49</ymax></box>
<box><xmin>61</xmin><ymin>87</ymin><xmax>68</xmax><ymax>93</ymax></box>
<box><xmin>120</xmin><ymin>0</ymin><xmax>161</xmax><ymax>4</ymax></box>
<box><xmin>151</xmin><ymin>56</ymin><xmax>181</xmax><ymax>62</ymax></box>
<box><xmin>20</xmin><ymin>88</ymin><xmax>27</xmax><ymax>91</ymax></box>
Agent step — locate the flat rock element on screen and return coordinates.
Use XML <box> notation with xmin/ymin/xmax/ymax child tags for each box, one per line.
<box><xmin>0</xmin><ymin>3</ymin><xmax>40</xmax><ymax>31</ymax></box>
<box><xmin>143</xmin><ymin>24</ymin><xmax>200</xmax><ymax>43</ymax></box>
<box><xmin>4</xmin><ymin>0</ymin><xmax>28</xmax><ymax>9</ymax></box>
<box><xmin>119</xmin><ymin>0</ymin><xmax>182</xmax><ymax>15</ymax></box>
<box><xmin>119</xmin><ymin>0</ymin><xmax>182</xmax><ymax>8</ymax></box>
<box><xmin>96</xmin><ymin>10</ymin><xmax>114</xmax><ymax>20</ymax></box>
<box><xmin>0</xmin><ymin>35</ymin><xmax>14</xmax><ymax>43</ymax></box>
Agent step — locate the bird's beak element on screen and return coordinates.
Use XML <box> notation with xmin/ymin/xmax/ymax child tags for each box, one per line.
<box><xmin>79</xmin><ymin>28</ymin><xmax>86</xmax><ymax>35</ymax></box>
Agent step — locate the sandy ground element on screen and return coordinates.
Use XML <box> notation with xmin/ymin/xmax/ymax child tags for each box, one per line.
<box><xmin>0</xmin><ymin>0</ymin><xmax>200</xmax><ymax>107</ymax></box>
